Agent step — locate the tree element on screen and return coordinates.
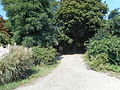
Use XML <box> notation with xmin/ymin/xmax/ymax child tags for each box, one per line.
<box><xmin>54</xmin><ymin>0</ymin><xmax>108</xmax><ymax>50</ymax></box>
<box><xmin>108</xmin><ymin>8</ymin><xmax>120</xmax><ymax>20</ymax></box>
<box><xmin>0</xmin><ymin>16</ymin><xmax>11</xmax><ymax>45</ymax></box>
<box><xmin>2</xmin><ymin>0</ymin><xmax>58</xmax><ymax>47</ymax></box>
<box><xmin>108</xmin><ymin>8</ymin><xmax>120</xmax><ymax>36</ymax></box>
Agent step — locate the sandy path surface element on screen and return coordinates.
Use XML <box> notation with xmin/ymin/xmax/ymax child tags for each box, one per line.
<box><xmin>15</xmin><ymin>54</ymin><xmax>120</xmax><ymax>90</ymax></box>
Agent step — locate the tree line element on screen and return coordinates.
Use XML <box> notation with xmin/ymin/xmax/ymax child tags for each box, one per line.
<box><xmin>0</xmin><ymin>0</ymin><xmax>120</xmax><ymax>51</ymax></box>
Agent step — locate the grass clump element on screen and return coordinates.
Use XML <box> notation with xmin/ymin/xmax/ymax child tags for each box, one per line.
<box><xmin>0</xmin><ymin>46</ymin><xmax>59</xmax><ymax>90</ymax></box>
<box><xmin>0</xmin><ymin>63</ymin><xmax>59</xmax><ymax>90</ymax></box>
<box><xmin>0</xmin><ymin>46</ymin><xmax>33</xmax><ymax>85</ymax></box>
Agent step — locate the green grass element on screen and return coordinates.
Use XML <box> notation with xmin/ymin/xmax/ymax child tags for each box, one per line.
<box><xmin>0</xmin><ymin>62</ymin><xmax>60</xmax><ymax>90</ymax></box>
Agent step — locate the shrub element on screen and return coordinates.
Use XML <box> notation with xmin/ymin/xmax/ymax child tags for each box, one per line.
<box><xmin>32</xmin><ymin>47</ymin><xmax>57</xmax><ymax>65</ymax></box>
<box><xmin>86</xmin><ymin>53</ymin><xmax>109</xmax><ymax>71</ymax></box>
<box><xmin>86</xmin><ymin>36</ymin><xmax>120</xmax><ymax>65</ymax></box>
<box><xmin>0</xmin><ymin>33</ymin><xmax>13</xmax><ymax>45</ymax></box>
<box><xmin>0</xmin><ymin>46</ymin><xmax>33</xmax><ymax>85</ymax></box>
<box><xmin>105</xmin><ymin>64</ymin><xmax>120</xmax><ymax>72</ymax></box>
<box><xmin>92</xmin><ymin>29</ymin><xmax>112</xmax><ymax>40</ymax></box>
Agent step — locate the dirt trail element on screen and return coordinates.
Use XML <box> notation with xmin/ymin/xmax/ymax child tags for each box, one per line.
<box><xmin>15</xmin><ymin>54</ymin><xmax>120</xmax><ymax>90</ymax></box>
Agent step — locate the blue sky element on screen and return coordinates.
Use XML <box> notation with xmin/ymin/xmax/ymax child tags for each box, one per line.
<box><xmin>103</xmin><ymin>0</ymin><xmax>120</xmax><ymax>12</ymax></box>
<box><xmin>0</xmin><ymin>0</ymin><xmax>8</xmax><ymax>19</ymax></box>
<box><xmin>0</xmin><ymin>0</ymin><xmax>120</xmax><ymax>19</ymax></box>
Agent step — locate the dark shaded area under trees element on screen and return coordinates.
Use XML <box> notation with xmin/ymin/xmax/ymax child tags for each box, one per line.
<box><xmin>54</xmin><ymin>0</ymin><xmax>108</xmax><ymax>53</ymax></box>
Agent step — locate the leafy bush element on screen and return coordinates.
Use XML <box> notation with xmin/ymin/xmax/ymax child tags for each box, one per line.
<box><xmin>86</xmin><ymin>36</ymin><xmax>120</xmax><ymax>65</ymax></box>
<box><xmin>0</xmin><ymin>33</ymin><xmax>13</xmax><ymax>45</ymax></box>
<box><xmin>86</xmin><ymin>53</ymin><xmax>109</xmax><ymax>71</ymax></box>
<box><xmin>22</xmin><ymin>37</ymin><xmax>35</xmax><ymax>47</ymax></box>
<box><xmin>92</xmin><ymin>29</ymin><xmax>112</xmax><ymax>40</ymax></box>
<box><xmin>0</xmin><ymin>46</ymin><xmax>33</xmax><ymax>85</ymax></box>
<box><xmin>32</xmin><ymin>47</ymin><xmax>57</xmax><ymax>65</ymax></box>
<box><xmin>105</xmin><ymin>64</ymin><xmax>120</xmax><ymax>72</ymax></box>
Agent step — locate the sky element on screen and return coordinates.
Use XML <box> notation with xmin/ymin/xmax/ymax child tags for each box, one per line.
<box><xmin>103</xmin><ymin>0</ymin><xmax>120</xmax><ymax>12</ymax></box>
<box><xmin>0</xmin><ymin>0</ymin><xmax>8</xmax><ymax>19</ymax></box>
<box><xmin>0</xmin><ymin>0</ymin><xmax>120</xmax><ymax>19</ymax></box>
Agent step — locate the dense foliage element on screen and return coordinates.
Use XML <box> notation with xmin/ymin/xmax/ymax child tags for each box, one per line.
<box><xmin>0</xmin><ymin>33</ymin><xmax>11</xmax><ymax>45</ymax></box>
<box><xmin>85</xmin><ymin>6</ymin><xmax>120</xmax><ymax>72</ymax></box>
<box><xmin>1</xmin><ymin>0</ymin><xmax>59</xmax><ymax>86</ymax></box>
<box><xmin>1</xmin><ymin>0</ymin><xmax>58</xmax><ymax>47</ymax></box>
<box><xmin>0</xmin><ymin>46</ymin><xmax>57</xmax><ymax>85</ymax></box>
<box><xmin>86</xmin><ymin>36</ymin><xmax>120</xmax><ymax>65</ymax></box>
<box><xmin>0</xmin><ymin>0</ymin><xmax>120</xmax><ymax>84</ymax></box>
<box><xmin>0</xmin><ymin>46</ymin><xmax>33</xmax><ymax>85</ymax></box>
<box><xmin>108</xmin><ymin>8</ymin><xmax>120</xmax><ymax>20</ymax></box>
<box><xmin>54</xmin><ymin>0</ymin><xmax>108</xmax><ymax>49</ymax></box>
<box><xmin>32</xmin><ymin>47</ymin><xmax>57</xmax><ymax>65</ymax></box>
<box><xmin>0</xmin><ymin>17</ymin><xmax>12</xmax><ymax>45</ymax></box>
<box><xmin>108</xmin><ymin>9</ymin><xmax>120</xmax><ymax>36</ymax></box>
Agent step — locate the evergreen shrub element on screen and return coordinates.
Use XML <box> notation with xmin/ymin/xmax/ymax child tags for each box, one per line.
<box><xmin>32</xmin><ymin>47</ymin><xmax>57</xmax><ymax>65</ymax></box>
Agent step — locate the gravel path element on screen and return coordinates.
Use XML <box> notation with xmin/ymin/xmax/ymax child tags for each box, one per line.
<box><xmin>15</xmin><ymin>54</ymin><xmax>120</xmax><ymax>90</ymax></box>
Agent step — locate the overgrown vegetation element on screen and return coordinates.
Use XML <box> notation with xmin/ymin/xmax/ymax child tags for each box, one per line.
<box><xmin>85</xmin><ymin>8</ymin><xmax>120</xmax><ymax>73</ymax></box>
<box><xmin>85</xmin><ymin>36</ymin><xmax>120</xmax><ymax>71</ymax></box>
<box><xmin>0</xmin><ymin>46</ymin><xmax>33</xmax><ymax>85</ymax></box>
<box><xmin>54</xmin><ymin>0</ymin><xmax>108</xmax><ymax>50</ymax></box>
<box><xmin>0</xmin><ymin>17</ymin><xmax>12</xmax><ymax>45</ymax></box>
<box><xmin>0</xmin><ymin>0</ymin><xmax>120</xmax><ymax>88</ymax></box>
<box><xmin>0</xmin><ymin>63</ymin><xmax>59</xmax><ymax>90</ymax></box>
<box><xmin>32</xmin><ymin>47</ymin><xmax>57</xmax><ymax>65</ymax></box>
<box><xmin>0</xmin><ymin>46</ymin><xmax>58</xmax><ymax>87</ymax></box>
<box><xmin>0</xmin><ymin>0</ymin><xmax>59</xmax><ymax>88</ymax></box>
<box><xmin>0</xmin><ymin>33</ymin><xmax>12</xmax><ymax>45</ymax></box>
<box><xmin>1</xmin><ymin>0</ymin><xmax>58</xmax><ymax>47</ymax></box>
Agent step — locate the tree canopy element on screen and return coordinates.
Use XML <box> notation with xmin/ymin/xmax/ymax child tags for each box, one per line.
<box><xmin>108</xmin><ymin>8</ymin><xmax>120</xmax><ymax>20</ymax></box>
<box><xmin>2</xmin><ymin>0</ymin><xmax>58</xmax><ymax>47</ymax></box>
<box><xmin>108</xmin><ymin>8</ymin><xmax>120</xmax><ymax>36</ymax></box>
<box><xmin>54</xmin><ymin>0</ymin><xmax>108</xmax><ymax>49</ymax></box>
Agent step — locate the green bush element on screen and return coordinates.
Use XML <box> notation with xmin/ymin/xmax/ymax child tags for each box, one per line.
<box><xmin>0</xmin><ymin>33</ymin><xmax>13</xmax><ymax>45</ymax></box>
<box><xmin>92</xmin><ymin>29</ymin><xmax>112</xmax><ymax>40</ymax></box>
<box><xmin>86</xmin><ymin>53</ymin><xmax>109</xmax><ymax>71</ymax></box>
<box><xmin>0</xmin><ymin>46</ymin><xmax>33</xmax><ymax>85</ymax></box>
<box><xmin>86</xmin><ymin>36</ymin><xmax>120</xmax><ymax>65</ymax></box>
<box><xmin>105</xmin><ymin>64</ymin><xmax>120</xmax><ymax>72</ymax></box>
<box><xmin>32</xmin><ymin>47</ymin><xmax>57</xmax><ymax>65</ymax></box>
